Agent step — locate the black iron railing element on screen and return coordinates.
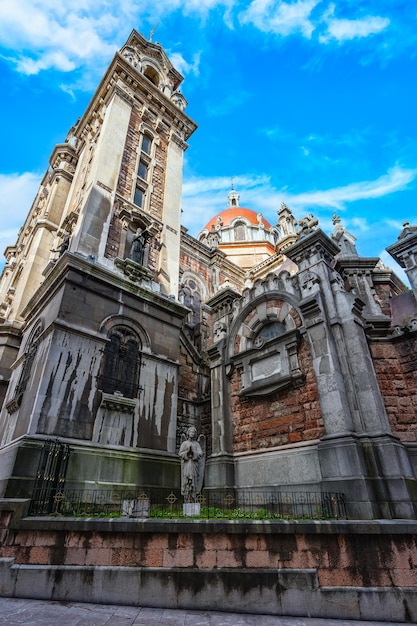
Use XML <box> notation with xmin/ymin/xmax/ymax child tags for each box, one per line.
<box><xmin>28</xmin><ymin>439</ymin><xmax>70</xmax><ymax>516</ymax></box>
<box><xmin>29</xmin><ymin>487</ymin><xmax>347</xmax><ymax>520</ymax></box>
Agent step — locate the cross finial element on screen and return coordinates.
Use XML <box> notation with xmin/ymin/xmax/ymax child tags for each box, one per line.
<box><xmin>149</xmin><ymin>24</ymin><xmax>160</xmax><ymax>42</ymax></box>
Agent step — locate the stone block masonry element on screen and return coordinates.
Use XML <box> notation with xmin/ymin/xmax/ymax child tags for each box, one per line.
<box><xmin>0</xmin><ymin>500</ymin><xmax>416</xmax><ymax>622</ymax></box>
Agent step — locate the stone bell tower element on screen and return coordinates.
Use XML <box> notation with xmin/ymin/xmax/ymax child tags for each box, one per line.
<box><xmin>0</xmin><ymin>30</ymin><xmax>197</xmax><ymax>497</ymax></box>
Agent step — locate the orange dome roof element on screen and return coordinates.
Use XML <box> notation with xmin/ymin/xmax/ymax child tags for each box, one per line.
<box><xmin>203</xmin><ymin>207</ymin><xmax>272</xmax><ymax>232</ymax></box>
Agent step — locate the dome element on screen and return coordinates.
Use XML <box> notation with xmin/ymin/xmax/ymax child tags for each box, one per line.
<box><xmin>203</xmin><ymin>207</ymin><xmax>272</xmax><ymax>232</ymax></box>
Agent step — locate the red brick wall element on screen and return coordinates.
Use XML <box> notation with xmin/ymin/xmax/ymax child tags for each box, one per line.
<box><xmin>1</xmin><ymin>516</ymin><xmax>416</xmax><ymax>589</ymax></box>
<box><xmin>371</xmin><ymin>336</ymin><xmax>417</xmax><ymax>442</ymax></box>
<box><xmin>179</xmin><ymin>249</ymin><xmax>212</xmax><ymax>294</ymax></box>
<box><xmin>230</xmin><ymin>340</ymin><xmax>323</xmax><ymax>452</ymax></box>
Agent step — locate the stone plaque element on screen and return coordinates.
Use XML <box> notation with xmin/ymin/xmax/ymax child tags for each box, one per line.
<box><xmin>251</xmin><ymin>353</ymin><xmax>280</xmax><ymax>380</ymax></box>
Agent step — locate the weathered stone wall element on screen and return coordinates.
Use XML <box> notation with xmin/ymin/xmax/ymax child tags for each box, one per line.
<box><xmin>0</xmin><ymin>503</ymin><xmax>416</xmax><ymax>621</ymax></box>
<box><xmin>370</xmin><ymin>335</ymin><xmax>417</xmax><ymax>442</ymax></box>
<box><xmin>229</xmin><ymin>340</ymin><xmax>323</xmax><ymax>452</ymax></box>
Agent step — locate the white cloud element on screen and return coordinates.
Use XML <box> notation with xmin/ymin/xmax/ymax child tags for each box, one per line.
<box><xmin>0</xmin><ymin>172</ymin><xmax>42</xmax><ymax>261</ymax></box>
<box><xmin>0</xmin><ymin>1</ymin><xmax>117</xmax><ymax>76</ymax></box>
<box><xmin>182</xmin><ymin>165</ymin><xmax>417</xmax><ymax>234</ymax></box>
<box><xmin>240</xmin><ymin>0</ymin><xmax>393</xmax><ymax>47</ymax></box>
<box><xmin>350</xmin><ymin>217</ymin><xmax>369</xmax><ymax>232</ymax></box>
<box><xmin>281</xmin><ymin>165</ymin><xmax>417</xmax><ymax>210</ymax></box>
<box><xmin>0</xmin><ymin>0</ymin><xmax>235</xmax><ymax>81</ymax></box>
<box><xmin>240</xmin><ymin>0</ymin><xmax>319</xmax><ymax>38</ymax></box>
<box><xmin>319</xmin><ymin>3</ymin><xmax>390</xmax><ymax>43</ymax></box>
<box><xmin>0</xmin><ymin>0</ymin><xmax>406</xmax><ymax>89</ymax></box>
<box><xmin>168</xmin><ymin>51</ymin><xmax>201</xmax><ymax>76</ymax></box>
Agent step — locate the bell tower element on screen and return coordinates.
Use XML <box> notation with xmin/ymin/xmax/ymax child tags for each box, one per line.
<box><xmin>0</xmin><ymin>30</ymin><xmax>197</xmax><ymax>497</ymax></box>
<box><xmin>58</xmin><ymin>29</ymin><xmax>196</xmax><ymax>296</ymax></box>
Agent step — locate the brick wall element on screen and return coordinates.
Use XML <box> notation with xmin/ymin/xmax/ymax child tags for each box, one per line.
<box><xmin>371</xmin><ymin>336</ymin><xmax>417</xmax><ymax>442</ymax></box>
<box><xmin>0</xmin><ymin>514</ymin><xmax>416</xmax><ymax>586</ymax></box>
<box><xmin>230</xmin><ymin>340</ymin><xmax>323</xmax><ymax>452</ymax></box>
<box><xmin>0</xmin><ymin>507</ymin><xmax>416</xmax><ymax>621</ymax></box>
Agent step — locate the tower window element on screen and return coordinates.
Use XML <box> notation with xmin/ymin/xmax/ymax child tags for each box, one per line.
<box><xmin>144</xmin><ymin>67</ymin><xmax>160</xmax><ymax>87</ymax></box>
<box><xmin>133</xmin><ymin>187</ymin><xmax>144</xmax><ymax>208</ymax></box>
<box><xmin>141</xmin><ymin>134</ymin><xmax>152</xmax><ymax>155</ymax></box>
<box><xmin>137</xmin><ymin>160</ymin><xmax>148</xmax><ymax>181</ymax></box>
<box><xmin>133</xmin><ymin>133</ymin><xmax>153</xmax><ymax>208</ymax></box>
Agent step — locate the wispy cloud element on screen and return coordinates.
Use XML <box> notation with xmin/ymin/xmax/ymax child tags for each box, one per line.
<box><xmin>0</xmin><ymin>172</ymin><xmax>42</xmax><ymax>259</ymax></box>
<box><xmin>239</xmin><ymin>0</ymin><xmax>393</xmax><ymax>46</ymax></box>
<box><xmin>182</xmin><ymin>164</ymin><xmax>417</xmax><ymax>234</ymax></box>
<box><xmin>0</xmin><ymin>0</ymin><xmax>218</xmax><ymax>84</ymax></box>
<box><xmin>240</xmin><ymin>0</ymin><xmax>319</xmax><ymax>38</ymax></box>
<box><xmin>0</xmin><ymin>1</ymin><xmax>117</xmax><ymax>75</ymax></box>
<box><xmin>283</xmin><ymin>165</ymin><xmax>417</xmax><ymax>209</ymax></box>
<box><xmin>319</xmin><ymin>3</ymin><xmax>390</xmax><ymax>44</ymax></box>
<box><xmin>168</xmin><ymin>51</ymin><xmax>202</xmax><ymax>77</ymax></box>
<box><xmin>0</xmin><ymin>1</ymin><xmax>413</xmax><ymax>94</ymax></box>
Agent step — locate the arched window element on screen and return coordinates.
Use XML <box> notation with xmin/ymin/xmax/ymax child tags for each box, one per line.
<box><xmin>234</xmin><ymin>221</ymin><xmax>246</xmax><ymax>241</ymax></box>
<box><xmin>14</xmin><ymin>321</ymin><xmax>43</xmax><ymax>404</ymax></box>
<box><xmin>99</xmin><ymin>327</ymin><xmax>141</xmax><ymax>398</ymax></box>
<box><xmin>143</xmin><ymin>66</ymin><xmax>160</xmax><ymax>86</ymax></box>
<box><xmin>256</xmin><ymin>321</ymin><xmax>286</xmax><ymax>342</ymax></box>
<box><xmin>179</xmin><ymin>277</ymin><xmax>204</xmax><ymax>325</ymax></box>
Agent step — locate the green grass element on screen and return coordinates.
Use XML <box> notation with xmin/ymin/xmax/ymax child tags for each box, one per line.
<box><xmin>56</xmin><ymin>507</ymin><xmax>331</xmax><ymax>520</ymax></box>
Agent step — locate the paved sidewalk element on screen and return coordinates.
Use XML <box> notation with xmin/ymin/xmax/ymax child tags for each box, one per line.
<box><xmin>0</xmin><ymin>598</ymin><xmax>404</xmax><ymax>625</ymax></box>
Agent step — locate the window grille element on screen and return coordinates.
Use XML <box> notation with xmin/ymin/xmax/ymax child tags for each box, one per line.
<box><xmin>99</xmin><ymin>328</ymin><xmax>141</xmax><ymax>398</ymax></box>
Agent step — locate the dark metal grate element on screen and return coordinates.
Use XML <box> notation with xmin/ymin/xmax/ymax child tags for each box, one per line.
<box><xmin>29</xmin><ymin>486</ymin><xmax>347</xmax><ymax>520</ymax></box>
<box><xmin>29</xmin><ymin>439</ymin><xmax>70</xmax><ymax>515</ymax></box>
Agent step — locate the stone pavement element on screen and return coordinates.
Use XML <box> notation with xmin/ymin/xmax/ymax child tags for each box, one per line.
<box><xmin>0</xmin><ymin>598</ymin><xmax>404</xmax><ymax>625</ymax></box>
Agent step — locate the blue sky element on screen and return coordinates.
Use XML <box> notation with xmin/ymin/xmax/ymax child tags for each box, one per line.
<box><xmin>1</xmin><ymin>1</ymin><xmax>416</xmax><ymax>282</ymax></box>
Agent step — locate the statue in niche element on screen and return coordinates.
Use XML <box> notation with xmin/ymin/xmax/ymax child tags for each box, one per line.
<box><xmin>179</xmin><ymin>427</ymin><xmax>206</xmax><ymax>503</ymax></box>
<box><xmin>129</xmin><ymin>227</ymin><xmax>150</xmax><ymax>265</ymax></box>
<box><xmin>51</xmin><ymin>234</ymin><xmax>70</xmax><ymax>258</ymax></box>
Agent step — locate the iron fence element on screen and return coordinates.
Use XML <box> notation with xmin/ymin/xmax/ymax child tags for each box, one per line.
<box><xmin>29</xmin><ymin>487</ymin><xmax>347</xmax><ymax>520</ymax></box>
<box><xmin>28</xmin><ymin>439</ymin><xmax>70</xmax><ymax>516</ymax></box>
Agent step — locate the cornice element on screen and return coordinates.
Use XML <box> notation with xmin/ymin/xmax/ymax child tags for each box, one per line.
<box><xmin>49</xmin><ymin>142</ymin><xmax>78</xmax><ymax>170</ymax></box>
<box><xmin>21</xmin><ymin>252</ymin><xmax>189</xmax><ymax>323</ymax></box>
<box><xmin>285</xmin><ymin>229</ymin><xmax>340</xmax><ymax>266</ymax></box>
<box><xmin>386</xmin><ymin>230</ymin><xmax>417</xmax><ymax>267</ymax></box>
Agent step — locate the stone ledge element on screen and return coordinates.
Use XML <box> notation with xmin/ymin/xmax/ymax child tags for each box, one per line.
<box><xmin>15</xmin><ymin>516</ymin><xmax>417</xmax><ymax>535</ymax></box>
<box><xmin>0</xmin><ymin>560</ymin><xmax>415</xmax><ymax>622</ymax></box>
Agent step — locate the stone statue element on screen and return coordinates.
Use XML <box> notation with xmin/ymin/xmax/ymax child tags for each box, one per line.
<box><xmin>51</xmin><ymin>235</ymin><xmax>70</xmax><ymax>258</ymax></box>
<box><xmin>130</xmin><ymin>228</ymin><xmax>149</xmax><ymax>265</ymax></box>
<box><xmin>179</xmin><ymin>427</ymin><xmax>205</xmax><ymax>503</ymax></box>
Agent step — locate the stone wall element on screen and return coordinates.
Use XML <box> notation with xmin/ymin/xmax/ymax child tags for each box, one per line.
<box><xmin>0</xmin><ymin>500</ymin><xmax>416</xmax><ymax>621</ymax></box>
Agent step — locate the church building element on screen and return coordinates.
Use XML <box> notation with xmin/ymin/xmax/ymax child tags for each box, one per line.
<box><xmin>0</xmin><ymin>30</ymin><xmax>416</xmax><ymax>519</ymax></box>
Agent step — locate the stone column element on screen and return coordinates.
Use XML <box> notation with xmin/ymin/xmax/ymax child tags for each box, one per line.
<box><xmin>204</xmin><ymin>288</ymin><xmax>240</xmax><ymax>488</ymax></box>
